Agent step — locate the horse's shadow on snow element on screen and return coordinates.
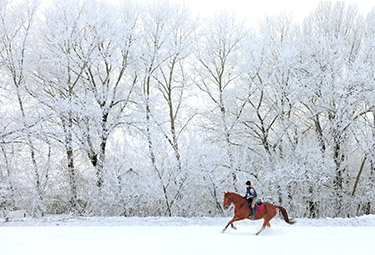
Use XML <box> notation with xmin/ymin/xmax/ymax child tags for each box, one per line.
<box><xmin>222</xmin><ymin>227</ymin><xmax>286</xmax><ymax>236</ymax></box>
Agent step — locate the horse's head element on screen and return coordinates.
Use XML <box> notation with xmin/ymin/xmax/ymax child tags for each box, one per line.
<box><xmin>223</xmin><ymin>192</ymin><xmax>232</xmax><ymax>210</ymax></box>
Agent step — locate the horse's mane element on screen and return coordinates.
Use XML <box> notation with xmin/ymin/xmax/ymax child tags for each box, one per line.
<box><xmin>227</xmin><ymin>192</ymin><xmax>246</xmax><ymax>201</ymax></box>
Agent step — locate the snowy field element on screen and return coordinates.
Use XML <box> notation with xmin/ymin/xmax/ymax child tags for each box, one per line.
<box><xmin>1</xmin><ymin>215</ymin><xmax>374</xmax><ymax>255</ymax></box>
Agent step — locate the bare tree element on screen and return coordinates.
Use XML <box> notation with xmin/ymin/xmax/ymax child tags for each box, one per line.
<box><xmin>0</xmin><ymin>0</ymin><xmax>44</xmax><ymax>216</ymax></box>
<box><xmin>77</xmin><ymin>1</ymin><xmax>138</xmax><ymax>191</ymax></box>
<box><xmin>194</xmin><ymin>13</ymin><xmax>247</xmax><ymax>192</ymax></box>
<box><xmin>137</xmin><ymin>2</ymin><xmax>197</xmax><ymax>216</ymax></box>
<box><xmin>31</xmin><ymin>0</ymin><xmax>95</xmax><ymax>212</ymax></box>
<box><xmin>299</xmin><ymin>2</ymin><xmax>366</xmax><ymax>215</ymax></box>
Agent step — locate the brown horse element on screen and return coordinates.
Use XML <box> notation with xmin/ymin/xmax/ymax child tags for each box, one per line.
<box><xmin>222</xmin><ymin>192</ymin><xmax>296</xmax><ymax>235</ymax></box>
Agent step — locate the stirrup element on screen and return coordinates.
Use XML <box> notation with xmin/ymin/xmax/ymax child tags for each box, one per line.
<box><xmin>247</xmin><ymin>211</ymin><xmax>252</xmax><ymax>219</ymax></box>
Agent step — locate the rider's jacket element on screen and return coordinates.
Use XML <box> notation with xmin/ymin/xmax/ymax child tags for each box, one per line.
<box><xmin>244</xmin><ymin>186</ymin><xmax>257</xmax><ymax>199</ymax></box>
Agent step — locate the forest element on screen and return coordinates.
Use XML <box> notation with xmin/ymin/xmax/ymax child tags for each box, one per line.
<box><xmin>0</xmin><ymin>0</ymin><xmax>374</xmax><ymax>218</ymax></box>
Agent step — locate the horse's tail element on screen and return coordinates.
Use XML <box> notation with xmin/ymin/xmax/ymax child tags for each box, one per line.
<box><xmin>276</xmin><ymin>206</ymin><xmax>296</xmax><ymax>225</ymax></box>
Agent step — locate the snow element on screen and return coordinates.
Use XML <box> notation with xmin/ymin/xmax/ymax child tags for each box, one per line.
<box><xmin>1</xmin><ymin>215</ymin><xmax>374</xmax><ymax>255</ymax></box>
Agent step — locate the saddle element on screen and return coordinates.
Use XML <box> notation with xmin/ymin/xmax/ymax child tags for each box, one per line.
<box><xmin>255</xmin><ymin>200</ymin><xmax>264</xmax><ymax>212</ymax></box>
<box><xmin>248</xmin><ymin>199</ymin><xmax>263</xmax><ymax>212</ymax></box>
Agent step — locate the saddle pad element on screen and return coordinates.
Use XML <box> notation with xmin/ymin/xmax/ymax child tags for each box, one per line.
<box><xmin>256</xmin><ymin>203</ymin><xmax>264</xmax><ymax>212</ymax></box>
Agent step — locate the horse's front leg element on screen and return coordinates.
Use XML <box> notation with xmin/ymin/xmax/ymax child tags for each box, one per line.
<box><xmin>222</xmin><ymin>216</ymin><xmax>241</xmax><ymax>233</ymax></box>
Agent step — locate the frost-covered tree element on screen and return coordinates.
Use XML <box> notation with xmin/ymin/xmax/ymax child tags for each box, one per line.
<box><xmin>135</xmin><ymin>1</ymin><xmax>198</xmax><ymax>216</ymax></box>
<box><xmin>30</xmin><ymin>0</ymin><xmax>96</xmax><ymax>212</ymax></box>
<box><xmin>299</xmin><ymin>2</ymin><xmax>367</xmax><ymax>216</ymax></box>
<box><xmin>348</xmin><ymin>9</ymin><xmax>375</xmax><ymax>215</ymax></box>
<box><xmin>0</xmin><ymin>0</ymin><xmax>46</xmax><ymax>216</ymax></box>
<box><xmin>77</xmin><ymin>1</ymin><xmax>138</xmax><ymax>193</ymax></box>
<box><xmin>194</xmin><ymin>13</ymin><xmax>248</xmax><ymax>193</ymax></box>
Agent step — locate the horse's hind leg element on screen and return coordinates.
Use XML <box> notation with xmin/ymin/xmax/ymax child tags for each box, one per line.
<box><xmin>256</xmin><ymin>210</ymin><xmax>276</xmax><ymax>235</ymax></box>
<box><xmin>255</xmin><ymin>219</ymin><xmax>268</xmax><ymax>235</ymax></box>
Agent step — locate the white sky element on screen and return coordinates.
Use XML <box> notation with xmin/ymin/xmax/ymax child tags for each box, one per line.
<box><xmin>38</xmin><ymin>0</ymin><xmax>375</xmax><ymax>25</ymax></box>
<box><xmin>166</xmin><ymin>0</ymin><xmax>375</xmax><ymax>24</ymax></box>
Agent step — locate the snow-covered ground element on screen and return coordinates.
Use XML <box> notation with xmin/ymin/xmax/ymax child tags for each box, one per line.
<box><xmin>1</xmin><ymin>215</ymin><xmax>374</xmax><ymax>255</ymax></box>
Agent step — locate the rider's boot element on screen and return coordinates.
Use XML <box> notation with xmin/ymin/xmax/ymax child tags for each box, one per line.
<box><xmin>251</xmin><ymin>207</ymin><xmax>255</xmax><ymax>219</ymax></box>
<box><xmin>247</xmin><ymin>208</ymin><xmax>252</xmax><ymax>219</ymax></box>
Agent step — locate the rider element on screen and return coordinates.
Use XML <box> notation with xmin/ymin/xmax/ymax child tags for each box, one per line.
<box><xmin>244</xmin><ymin>180</ymin><xmax>257</xmax><ymax>219</ymax></box>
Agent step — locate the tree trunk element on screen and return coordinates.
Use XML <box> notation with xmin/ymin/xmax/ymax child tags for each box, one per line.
<box><xmin>145</xmin><ymin>74</ymin><xmax>172</xmax><ymax>216</ymax></box>
<box><xmin>332</xmin><ymin>134</ymin><xmax>345</xmax><ymax>216</ymax></box>
<box><xmin>0</xmin><ymin>144</ymin><xmax>16</xmax><ymax>209</ymax></box>
<box><xmin>352</xmin><ymin>156</ymin><xmax>366</xmax><ymax>197</ymax></box>
<box><xmin>314</xmin><ymin>114</ymin><xmax>326</xmax><ymax>153</ymax></box>
<box><xmin>96</xmin><ymin>109</ymin><xmax>109</xmax><ymax>189</ymax></box>
<box><xmin>15</xmin><ymin>85</ymin><xmax>44</xmax><ymax>216</ymax></box>
<box><xmin>219</xmin><ymin>92</ymin><xmax>238</xmax><ymax>192</ymax></box>
<box><xmin>307</xmin><ymin>186</ymin><xmax>318</xmax><ymax>218</ymax></box>
<box><xmin>62</xmin><ymin>115</ymin><xmax>78</xmax><ymax>212</ymax></box>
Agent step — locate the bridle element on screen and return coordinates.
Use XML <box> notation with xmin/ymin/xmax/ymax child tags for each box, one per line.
<box><xmin>224</xmin><ymin>194</ymin><xmax>232</xmax><ymax>209</ymax></box>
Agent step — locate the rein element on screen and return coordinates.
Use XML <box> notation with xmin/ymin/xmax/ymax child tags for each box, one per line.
<box><xmin>226</xmin><ymin>195</ymin><xmax>232</xmax><ymax>205</ymax></box>
<box><xmin>226</xmin><ymin>193</ymin><xmax>244</xmax><ymax>206</ymax></box>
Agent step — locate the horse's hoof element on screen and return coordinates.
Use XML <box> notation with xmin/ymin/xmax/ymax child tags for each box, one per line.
<box><xmin>232</xmin><ymin>226</ymin><xmax>237</xmax><ymax>230</ymax></box>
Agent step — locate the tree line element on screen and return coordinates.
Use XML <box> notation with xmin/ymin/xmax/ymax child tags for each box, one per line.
<box><xmin>0</xmin><ymin>0</ymin><xmax>374</xmax><ymax>218</ymax></box>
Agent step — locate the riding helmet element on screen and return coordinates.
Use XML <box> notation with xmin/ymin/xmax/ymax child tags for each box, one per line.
<box><xmin>246</xmin><ymin>181</ymin><xmax>251</xmax><ymax>185</ymax></box>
